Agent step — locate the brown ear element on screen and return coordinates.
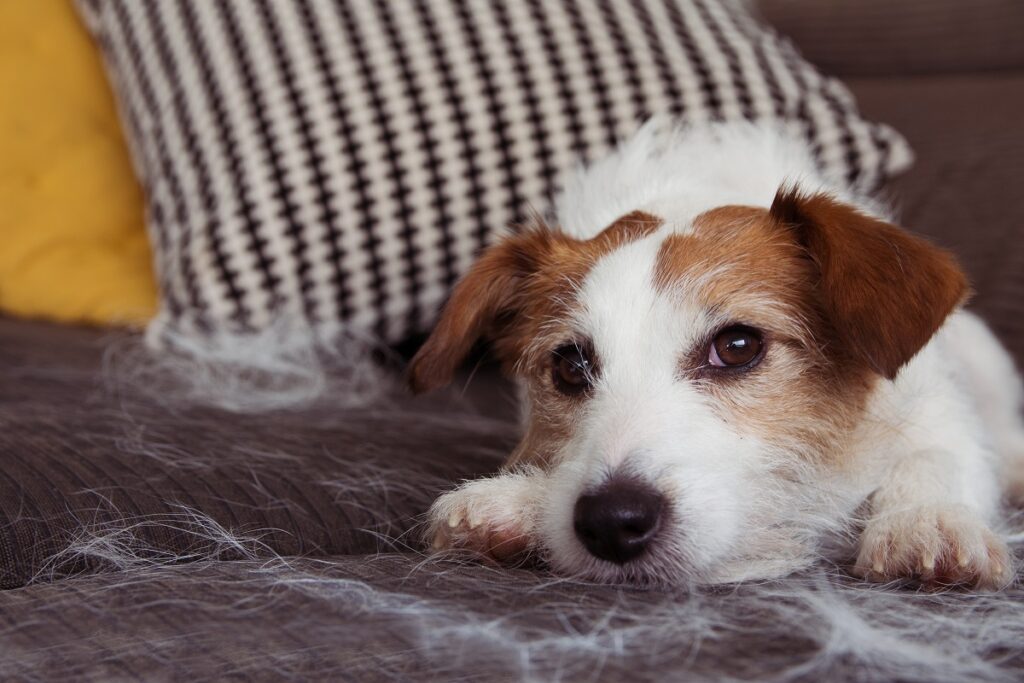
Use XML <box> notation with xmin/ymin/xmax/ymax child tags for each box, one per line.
<box><xmin>407</xmin><ymin>230</ymin><xmax>550</xmax><ymax>394</ymax></box>
<box><xmin>770</xmin><ymin>189</ymin><xmax>969</xmax><ymax>379</ymax></box>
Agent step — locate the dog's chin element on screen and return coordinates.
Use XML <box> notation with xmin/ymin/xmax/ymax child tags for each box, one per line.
<box><xmin>539</xmin><ymin>539</ymin><xmax>714</xmax><ymax>588</ymax></box>
<box><xmin>542</xmin><ymin>543</ymin><xmax>817</xmax><ymax>587</ymax></box>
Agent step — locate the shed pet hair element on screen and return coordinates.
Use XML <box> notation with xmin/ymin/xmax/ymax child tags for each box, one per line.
<box><xmin>5</xmin><ymin>347</ymin><xmax>1022</xmax><ymax>681</ymax></box>
<box><xmin>14</xmin><ymin>501</ymin><xmax>1024</xmax><ymax>683</ymax></box>
<box><xmin>102</xmin><ymin>318</ymin><xmax>399</xmax><ymax>412</ymax></box>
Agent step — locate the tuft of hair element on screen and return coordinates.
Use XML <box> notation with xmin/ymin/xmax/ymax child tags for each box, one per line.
<box><xmin>102</xmin><ymin>316</ymin><xmax>398</xmax><ymax>413</ymax></box>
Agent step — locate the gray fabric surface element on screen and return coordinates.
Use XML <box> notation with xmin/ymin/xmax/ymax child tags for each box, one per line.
<box><xmin>2</xmin><ymin>552</ymin><xmax>1022</xmax><ymax>682</ymax></box>
<box><xmin>0</xmin><ymin>319</ymin><xmax>515</xmax><ymax>589</ymax></box>
<box><xmin>757</xmin><ymin>0</ymin><xmax>1024</xmax><ymax>76</ymax></box>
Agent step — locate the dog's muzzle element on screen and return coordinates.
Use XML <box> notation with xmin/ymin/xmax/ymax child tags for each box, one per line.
<box><xmin>572</xmin><ymin>475</ymin><xmax>664</xmax><ymax>564</ymax></box>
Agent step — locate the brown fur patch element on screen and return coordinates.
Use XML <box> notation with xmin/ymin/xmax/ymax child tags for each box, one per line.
<box><xmin>770</xmin><ymin>189</ymin><xmax>969</xmax><ymax>380</ymax></box>
<box><xmin>408</xmin><ymin>211</ymin><xmax>662</xmax><ymax>394</ymax></box>
<box><xmin>654</xmin><ymin>206</ymin><xmax>813</xmax><ymax>341</ymax></box>
<box><xmin>654</xmin><ymin>206</ymin><xmax>870</xmax><ymax>461</ymax></box>
<box><xmin>652</xmin><ymin>195</ymin><xmax>967</xmax><ymax>462</ymax></box>
<box><xmin>409</xmin><ymin>210</ymin><xmax>663</xmax><ymax>468</ymax></box>
<box><xmin>496</xmin><ymin>211</ymin><xmax>663</xmax><ymax>370</ymax></box>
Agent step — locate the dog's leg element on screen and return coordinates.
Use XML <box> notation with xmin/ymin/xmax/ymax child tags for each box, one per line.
<box><xmin>941</xmin><ymin>312</ymin><xmax>1024</xmax><ymax>507</ymax></box>
<box><xmin>854</xmin><ymin>430</ymin><xmax>1012</xmax><ymax>589</ymax></box>
<box><xmin>855</xmin><ymin>470</ymin><xmax>1011</xmax><ymax>589</ymax></box>
<box><xmin>853</xmin><ymin>317</ymin><xmax>1018</xmax><ymax>590</ymax></box>
<box><xmin>426</xmin><ymin>469</ymin><xmax>545</xmax><ymax>562</ymax></box>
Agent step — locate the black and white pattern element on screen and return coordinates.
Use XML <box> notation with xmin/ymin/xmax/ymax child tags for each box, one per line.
<box><xmin>77</xmin><ymin>0</ymin><xmax>913</xmax><ymax>345</ymax></box>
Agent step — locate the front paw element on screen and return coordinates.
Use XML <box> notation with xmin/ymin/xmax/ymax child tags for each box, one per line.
<box><xmin>426</xmin><ymin>475</ymin><xmax>536</xmax><ymax>563</ymax></box>
<box><xmin>854</xmin><ymin>505</ymin><xmax>1013</xmax><ymax>590</ymax></box>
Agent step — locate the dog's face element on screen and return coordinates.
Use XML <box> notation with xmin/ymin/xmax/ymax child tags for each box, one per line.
<box><xmin>410</xmin><ymin>191</ymin><xmax>967</xmax><ymax>584</ymax></box>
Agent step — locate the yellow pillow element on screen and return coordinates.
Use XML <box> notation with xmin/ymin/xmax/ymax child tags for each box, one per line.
<box><xmin>0</xmin><ymin>0</ymin><xmax>156</xmax><ymax>327</ymax></box>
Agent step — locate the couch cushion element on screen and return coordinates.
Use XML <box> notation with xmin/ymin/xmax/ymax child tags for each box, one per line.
<box><xmin>1</xmin><ymin>553</ymin><xmax>1021</xmax><ymax>681</ymax></box>
<box><xmin>0</xmin><ymin>0</ymin><xmax>157</xmax><ymax>327</ymax></box>
<box><xmin>0</xmin><ymin>318</ymin><xmax>515</xmax><ymax>589</ymax></box>
<box><xmin>757</xmin><ymin>0</ymin><xmax>1024</xmax><ymax>77</ymax></box>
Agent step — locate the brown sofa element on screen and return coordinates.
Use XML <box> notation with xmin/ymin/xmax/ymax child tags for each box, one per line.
<box><xmin>1</xmin><ymin>2</ymin><xmax>1022</xmax><ymax>680</ymax></box>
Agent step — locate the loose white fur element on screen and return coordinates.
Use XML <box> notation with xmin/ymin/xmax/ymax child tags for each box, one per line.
<box><xmin>104</xmin><ymin>317</ymin><xmax>397</xmax><ymax>413</ymax></box>
<box><xmin>555</xmin><ymin>119</ymin><xmax>873</xmax><ymax>238</ymax></box>
<box><xmin>14</xmin><ymin>354</ymin><xmax>1023</xmax><ymax>681</ymax></box>
<box><xmin>20</xmin><ymin>502</ymin><xmax>1024</xmax><ymax>682</ymax></box>
<box><xmin>426</xmin><ymin>120</ymin><xmax>1024</xmax><ymax>588</ymax></box>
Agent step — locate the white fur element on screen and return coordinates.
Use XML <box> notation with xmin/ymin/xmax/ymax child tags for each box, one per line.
<box><xmin>107</xmin><ymin>317</ymin><xmax>397</xmax><ymax>413</ymax></box>
<box><xmin>429</xmin><ymin>121</ymin><xmax>1024</xmax><ymax>587</ymax></box>
<box><xmin>555</xmin><ymin>119</ymin><xmax>877</xmax><ymax>239</ymax></box>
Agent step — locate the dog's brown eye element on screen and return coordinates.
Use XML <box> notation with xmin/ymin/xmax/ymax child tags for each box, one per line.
<box><xmin>552</xmin><ymin>344</ymin><xmax>594</xmax><ymax>396</ymax></box>
<box><xmin>709</xmin><ymin>326</ymin><xmax>764</xmax><ymax>368</ymax></box>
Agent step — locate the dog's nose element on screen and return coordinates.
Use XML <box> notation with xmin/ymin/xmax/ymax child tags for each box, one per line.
<box><xmin>573</xmin><ymin>477</ymin><xmax>664</xmax><ymax>564</ymax></box>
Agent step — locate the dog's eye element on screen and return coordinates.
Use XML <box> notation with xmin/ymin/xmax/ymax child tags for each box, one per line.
<box><xmin>552</xmin><ymin>344</ymin><xmax>594</xmax><ymax>396</ymax></box>
<box><xmin>709</xmin><ymin>326</ymin><xmax>764</xmax><ymax>368</ymax></box>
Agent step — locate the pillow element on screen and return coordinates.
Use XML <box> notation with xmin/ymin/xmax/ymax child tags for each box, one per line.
<box><xmin>0</xmin><ymin>0</ymin><xmax>157</xmax><ymax>327</ymax></box>
<box><xmin>76</xmin><ymin>0</ymin><xmax>912</xmax><ymax>347</ymax></box>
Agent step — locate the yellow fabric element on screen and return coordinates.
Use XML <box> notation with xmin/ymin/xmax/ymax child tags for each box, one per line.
<box><xmin>0</xmin><ymin>0</ymin><xmax>157</xmax><ymax>326</ymax></box>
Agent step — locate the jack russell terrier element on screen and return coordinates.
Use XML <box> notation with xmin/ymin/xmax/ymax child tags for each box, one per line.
<box><xmin>409</xmin><ymin>121</ymin><xmax>1024</xmax><ymax>590</ymax></box>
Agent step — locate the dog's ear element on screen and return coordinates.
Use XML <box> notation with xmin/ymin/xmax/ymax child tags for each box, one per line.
<box><xmin>770</xmin><ymin>189</ymin><xmax>968</xmax><ymax>379</ymax></box>
<box><xmin>408</xmin><ymin>230</ymin><xmax>551</xmax><ymax>394</ymax></box>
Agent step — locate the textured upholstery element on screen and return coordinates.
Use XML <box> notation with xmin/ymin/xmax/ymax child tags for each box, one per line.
<box><xmin>758</xmin><ymin>0</ymin><xmax>1024</xmax><ymax>76</ymax></box>
<box><xmin>0</xmin><ymin>318</ymin><xmax>514</xmax><ymax>589</ymax></box>
<box><xmin>1</xmin><ymin>554</ymin><xmax>1020</xmax><ymax>682</ymax></box>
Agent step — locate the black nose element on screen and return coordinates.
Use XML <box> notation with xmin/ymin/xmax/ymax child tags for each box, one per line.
<box><xmin>573</xmin><ymin>477</ymin><xmax>664</xmax><ymax>564</ymax></box>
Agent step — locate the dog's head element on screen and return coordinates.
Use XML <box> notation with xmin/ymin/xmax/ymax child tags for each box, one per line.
<box><xmin>409</xmin><ymin>191</ymin><xmax>967</xmax><ymax>584</ymax></box>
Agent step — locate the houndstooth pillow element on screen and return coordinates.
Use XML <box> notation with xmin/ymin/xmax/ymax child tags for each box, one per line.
<box><xmin>78</xmin><ymin>0</ymin><xmax>913</xmax><ymax>346</ymax></box>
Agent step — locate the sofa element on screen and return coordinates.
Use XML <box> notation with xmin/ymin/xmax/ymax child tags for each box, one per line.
<box><xmin>1</xmin><ymin>1</ymin><xmax>1022</xmax><ymax>680</ymax></box>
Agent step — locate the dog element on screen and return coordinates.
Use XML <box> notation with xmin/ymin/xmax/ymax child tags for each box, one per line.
<box><xmin>409</xmin><ymin>121</ymin><xmax>1024</xmax><ymax>589</ymax></box>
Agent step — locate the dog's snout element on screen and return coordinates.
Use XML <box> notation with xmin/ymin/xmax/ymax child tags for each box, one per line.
<box><xmin>573</xmin><ymin>477</ymin><xmax>664</xmax><ymax>564</ymax></box>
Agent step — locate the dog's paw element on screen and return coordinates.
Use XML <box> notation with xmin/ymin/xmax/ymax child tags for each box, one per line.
<box><xmin>427</xmin><ymin>474</ymin><xmax>537</xmax><ymax>563</ymax></box>
<box><xmin>854</xmin><ymin>504</ymin><xmax>1012</xmax><ymax>590</ymax></box>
